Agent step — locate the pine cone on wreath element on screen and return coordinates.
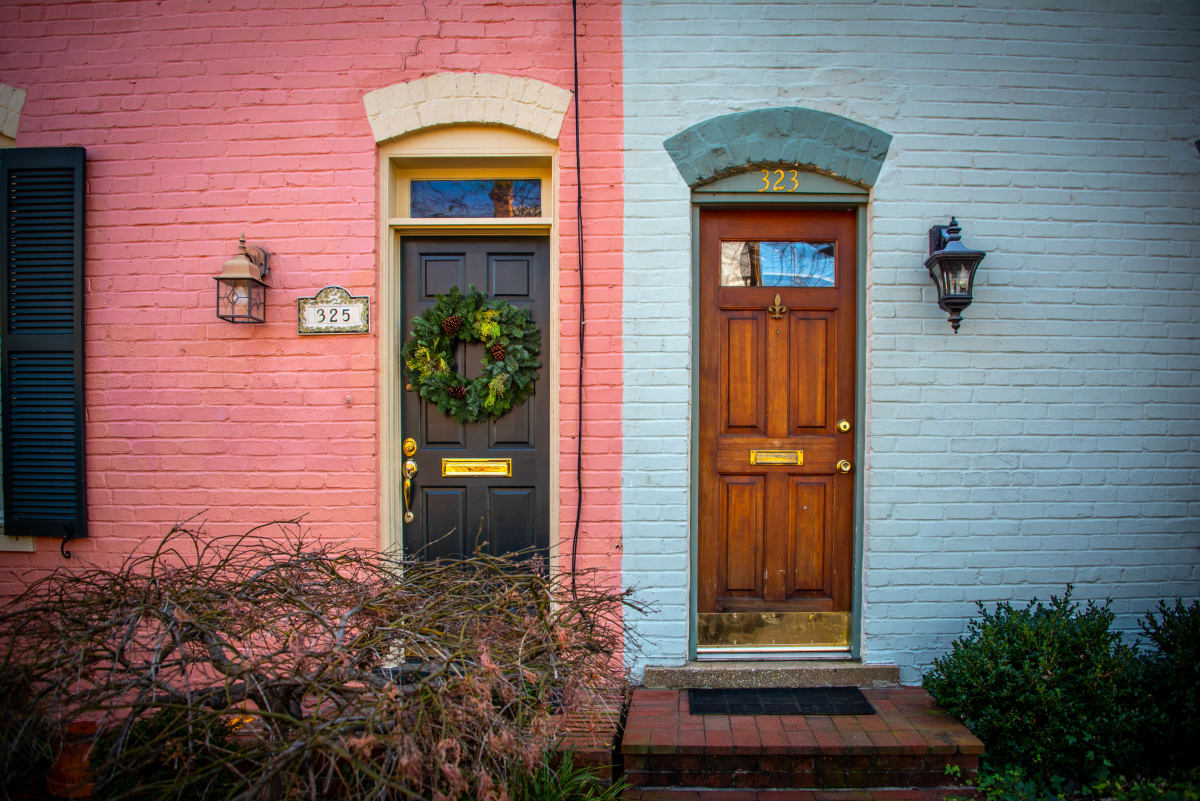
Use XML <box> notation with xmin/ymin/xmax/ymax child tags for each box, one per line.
<box><xmin>441</xmin><ymin>314</ymin><xmax>463</xmax><ymax>335</ymax></box>
<box><xmin>448</xmin><ymin>384</ymin><xmax>468</xmax><ymax>400</ymax></box>
<box><xmin>488</xmin><ymin>342</ymin><xmax>507</xmax><ymax>361</ymax></box>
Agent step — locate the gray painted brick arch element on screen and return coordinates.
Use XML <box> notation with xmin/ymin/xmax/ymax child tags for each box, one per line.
<box><xmin>663</xmin><ymin>107</ymin><xmax>892</xmax><ymax>188</ymax></box>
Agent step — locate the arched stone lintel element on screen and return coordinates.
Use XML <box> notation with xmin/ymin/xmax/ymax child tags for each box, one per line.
<box><xmin>364</xmin><ymin>73</ymin><xmax>572</xmax><ymax>144</ymax></box>
<box><xmin>663</xmin><ymin>107</ymin><xmax>892</xmax><ymax>189</ymax></box>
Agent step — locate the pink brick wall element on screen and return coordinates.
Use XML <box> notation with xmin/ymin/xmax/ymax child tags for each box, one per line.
<box><xmin>0</xmin><ymin>0</ymin><xmax>623</xmax><ymax>614</ymax></box>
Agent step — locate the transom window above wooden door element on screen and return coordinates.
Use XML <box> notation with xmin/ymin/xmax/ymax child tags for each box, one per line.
<box><xmin>720</xmin><ymin>240</ymin><xmax>836</xmax><ymax>287</ymax></box>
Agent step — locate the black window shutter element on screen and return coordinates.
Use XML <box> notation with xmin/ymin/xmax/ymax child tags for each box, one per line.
<box><xmin>1</xmin><ymin>147</ymin><xmax>86</xmax><ymax>540</ymax></box>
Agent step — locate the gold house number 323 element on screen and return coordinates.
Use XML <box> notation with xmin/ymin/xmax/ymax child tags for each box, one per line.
<box><xmin>758</xmin><ymin>169</ymin><xmax>801</xmax><ymax>192</ymax></box>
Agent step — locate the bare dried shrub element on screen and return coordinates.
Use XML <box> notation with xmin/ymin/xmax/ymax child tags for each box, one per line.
<box><xmin>0</xmin><ymin>520</ymin><xmax>639</xmax><ymax>801</ymax></box>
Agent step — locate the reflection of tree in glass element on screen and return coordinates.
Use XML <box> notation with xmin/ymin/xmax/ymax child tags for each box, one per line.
<box><xmin>510</xmin><ymin>180</ymin><xmax>540</xmax><ymax>217</ymax></box>
<box><xmin>758</xmin><ymin>241</ymin><xmax>835</xmax><ymax>287</ymax></box>
<box><xmin>411</xmin><ymin>180</ymin><xmax>541</xmax><ymax>218</ymax></box>
<box><xmin>415</xmin><ymin>183</ymin><xmax>471</xmax><ymax>217</ymax></box>
<box><xmin>490</xmin><ymin>180</ymin><xmax>514</xmax><ymax>217</ymax></box>
<box><xmin>747</xmin><ymin>242</ymin><xmax>761</xmax><ymax>285</ymax></box>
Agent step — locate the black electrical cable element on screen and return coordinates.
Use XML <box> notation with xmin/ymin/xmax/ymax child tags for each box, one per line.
<box><xmin>569</xmin><ymin>0</ymin><xmax>585</xmax><ymax>601</ymax></box>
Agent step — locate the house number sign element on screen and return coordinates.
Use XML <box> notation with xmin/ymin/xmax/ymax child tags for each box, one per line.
<box><xmin>757</xmin><ymin>168</ymin><xmax>805</xmax><ymax>193</ymax></box>
<box><xmin>297</xmin><ymin>286</ymin><xmax>370</xmax><ymax>335</ymax></box>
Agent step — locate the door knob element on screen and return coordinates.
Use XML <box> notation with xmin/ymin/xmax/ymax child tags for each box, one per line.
<box><xmin>836</xmin><ymin>419</ymin><xmax>852</xmax><ymax>433</ymax></box>
<box><xmin>836</xmin><ymin>459</ymin><xmax>852</xmax><ymax>473</ymax></box>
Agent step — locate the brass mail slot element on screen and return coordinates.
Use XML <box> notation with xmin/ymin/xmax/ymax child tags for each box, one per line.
<box><xmin>441</xmin><ymin>458</ymin><xmax>512</xmax><ymax>477</ymax></box>
<box><xmin>749</xmin><ymin>449</ymin><xmax>804</xmax><ymax>465</ymax></box>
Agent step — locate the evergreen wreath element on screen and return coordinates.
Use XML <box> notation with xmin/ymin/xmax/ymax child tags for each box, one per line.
<box><xmin>402</xmin><ymin>286</ymin><xmax>542</xmax><ymax>423</ymax></box>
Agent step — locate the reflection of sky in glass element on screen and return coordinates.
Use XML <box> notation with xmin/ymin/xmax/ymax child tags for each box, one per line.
<box><xmin>410</xmin><ymin>179</ymin><xmax>541</xmax><ymax>218</ymax></box>
<box><xmin>720</xmin><ymin>241</ymin><xmax>835</xmax><ymax>287</ymax></box>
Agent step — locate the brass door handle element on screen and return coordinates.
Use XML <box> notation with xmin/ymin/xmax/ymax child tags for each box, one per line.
<box><xmin>837</xmin><ymin>419</ymin><xmax>852</xmax><ymax>433</ymax></box>
<box><xmin>402</xmin><ymin>458</ymin><xmax>418</xmax><ymax>523</ymax></box>
<box><xmin>836</xmin><ymin>459</ymin><xmax>852</xmax><ymax>474</ymax></box>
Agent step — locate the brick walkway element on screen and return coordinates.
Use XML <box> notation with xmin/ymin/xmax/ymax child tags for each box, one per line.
<box><xmin>621</xmin><ymin>687</ymin><xmax>982</xmax><ymax>795</ymax></box>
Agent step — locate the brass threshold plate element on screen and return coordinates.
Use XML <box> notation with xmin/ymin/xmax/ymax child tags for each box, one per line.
<box><xmin>441</xmin><ymin>458</ymin><xmax>513</xmax><ymax>477</ymax></box>
<box><xmin>698</xmin><ymin>611</ymin><xmax>849</xmax><ymax>648</ymax></box>
<box><xmin>695</xmin><ymin>646</ymin><xmax>852</xmax><ymax>658</ymax></box>
<box><xmin>749</xmin><ymin>449</ymin><xmax>804</xmax><ymax>465</ymax></box>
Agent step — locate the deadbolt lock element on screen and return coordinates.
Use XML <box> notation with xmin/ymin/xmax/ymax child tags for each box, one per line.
<box><xmin>402</xmin><ymin>437</ymin><xmax>417</xmax><ymax>457</ymax></box>
<box><xmin>837</xmin><ymin>419</ymin><xmax>852</xmax><ymax>433</ymax></box>
<box><xmin>836</xmin><ymin>459</ymin><xmax>853</xmax><ymax>474</ymax></box>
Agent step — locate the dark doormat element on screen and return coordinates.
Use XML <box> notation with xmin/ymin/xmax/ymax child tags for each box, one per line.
<box><xmin>687</xmin><ymin>686</ymin><xmax>875</xmax><ymax>716</ymax></box>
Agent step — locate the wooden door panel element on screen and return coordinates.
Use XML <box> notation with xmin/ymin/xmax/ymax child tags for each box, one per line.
<box><xmin>714</xmin><ymin>439</ymin><xmax>839</xmax><ymax>472</ymax></box>
<box><xmin>489</xmin><ymin>401</ymin><xmax>533</xmax><ymax>448</ymax></box>
<box><xmin>420</xmin><ymin>486</ymin><xmax>467</xmax><ymax>558</ymax></box>
<box><xmin>789</xmin><ymin>312</ymin><xmax>833</xmax><ymax>433</ymax></box>
<box><xmin>788</xmin><ymin>478</ymin><xmax>828</xmax><ymax>594</ymax></box>
<box><xmin>489</xmin><ymin>253</ymin><xmax>531</xmax><ymax>296</ymax></box>
<box><xmin>722</xmin><ymin>313</ymin><xmax>767</xmax><ymax>435</ymax></box>
<box><xmin>423</xmin><ymin>409</ymin><xmax>464</xmax><ymax>447</ymax></box>
<box><xmin>699</xmin><ymin>208</ymin><xmax>856</xmax><ymax>636</ymax></box>
<box><xmin>489</xmin><ymin>487</ymin><xmax>536</xmax><ymax>556</ymax></box>
<box><xmin>720</xmin><ymin>475</ymin><xmax>765</xmax><ymax>596</ymax></box>
<box><xmin>421</xmin><ymin>253</ymin><xmax>464</xmax><ymax>298</ymax></box>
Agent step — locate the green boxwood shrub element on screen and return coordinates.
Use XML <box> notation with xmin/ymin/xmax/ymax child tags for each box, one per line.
<box><xmin>1137</xmin><ymin>600</ymin><xmax>1200</xmax><ymax>777</ymax></box>
<box><xmin>0</xmin><ymin>664</ymin><xmax>57</xmax><ymax>794</ymax></box>
<box><xmin>922</xmin><ymin>586</ymin><xmax>1144</xmax><ymax>787</ymax></box>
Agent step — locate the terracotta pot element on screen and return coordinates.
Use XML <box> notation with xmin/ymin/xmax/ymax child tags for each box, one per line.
<box><xmin>45</xmin><ymin>720</ymin><xmax>98</xmax><ymax>800</ymax></box>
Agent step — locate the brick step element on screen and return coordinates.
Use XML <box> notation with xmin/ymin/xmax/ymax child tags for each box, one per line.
<box><xmin>641</xmin><ymin>662</ymin><xmax>900</xmax><ymax>690</ymax></box>
<box><xmin>621</xmin><ymin>688</ymin><xmax>982</xmax><ymax>792</ymax></box>
<box><xmin>625</xmin><ymin>751</ymin><xmax>976</xmax><ymax>789</ymax></box>
<box><xmin>624</xmin><ymin>789</ymin><xmax>977</xmax><ymax>801</ymax></box>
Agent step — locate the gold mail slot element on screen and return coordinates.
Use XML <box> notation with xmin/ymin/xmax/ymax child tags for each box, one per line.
<box><xmin>441</xmin><ymin>458</ymin><xmax>513</xmax><ymax>477</ymax></box>
<box><xmin>749</xmin><ymin>449</ymin><xmax>804</xmax><ymax>465</ymax></box>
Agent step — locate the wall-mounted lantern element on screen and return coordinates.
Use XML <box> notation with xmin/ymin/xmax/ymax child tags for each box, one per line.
<box><xmin>924</xmin><ymin>217</ymin><xmax>986</xmax><ymax>333</ymax></box>
<box><xmin>214</xmin><ymin>235</ymin><xmax>269</xmax><ymax>323</ymax></box>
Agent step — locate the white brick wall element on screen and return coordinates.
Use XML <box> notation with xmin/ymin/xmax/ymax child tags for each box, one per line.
<box><xmin>622</xmin><ymin>0</ymin><xmax>1200</xmax><ymax>682</ymax></box>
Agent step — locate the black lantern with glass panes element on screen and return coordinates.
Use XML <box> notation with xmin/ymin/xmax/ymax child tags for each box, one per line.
<box><xmin>924</xmin><ymin>217</ymin><xmax>985</xmax><ymax>333</ymax></box>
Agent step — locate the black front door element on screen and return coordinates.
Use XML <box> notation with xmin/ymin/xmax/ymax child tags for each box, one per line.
<box><xmin>401</xmin><ymin>237</ymin><xmax>550</xmax><ymax>559</ymax></box>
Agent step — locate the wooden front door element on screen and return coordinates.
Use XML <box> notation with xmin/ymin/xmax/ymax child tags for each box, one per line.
<box><xmin>401</xmin><ymin>237</ymin><xmax>550</xmax><ymax>559</ymax></box>
<box><xmin>697</xmin><ymin>208</ymin><xmax>857</xmax><ymax>650</ymax></box>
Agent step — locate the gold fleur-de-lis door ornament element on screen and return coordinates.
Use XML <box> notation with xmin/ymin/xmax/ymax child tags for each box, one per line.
<box><xmin>767</xmin><ymin>293</ymin><xmax>788</xmax><ymax>319</ymax></box>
